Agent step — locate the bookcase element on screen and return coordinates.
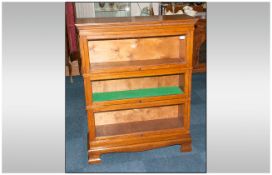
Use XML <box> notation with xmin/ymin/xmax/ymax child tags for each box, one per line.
<box><xmin>75</xmin><ymin>15</ymin><xmax>197</xmax><ymax>164</ymax></box>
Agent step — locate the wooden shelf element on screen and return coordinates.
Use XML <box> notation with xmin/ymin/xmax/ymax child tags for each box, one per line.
<box><xmin>90</xmin><ymin>58</ymin><xmax>187</xmax><ymax>80</ymax></box>
<box><xmin>91</xmin><ymin>86</ymin><xmax>184</xmax><ymax>112</ymax></box>
<box><xmin>96</xmin><ymin>117</ymin><xmax>183</xmax><ymax>137</ymax></box>
<box><xmin>91</xmin><ymin>58</ymin><xmax>185</xmax><ymax>73</ymax></box>
<box><xmin>93</xmin><ymin>86</ymin><xmax>183</xmax><ymax>102</ymax></box>
<box><xmin>92</xmin><ymin>94</ymin><xmax>184</xmax><ymax>111</ymax></box>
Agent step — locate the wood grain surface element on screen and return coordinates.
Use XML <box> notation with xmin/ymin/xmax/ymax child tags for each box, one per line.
<box><xmin>95</xmin><ymin>105</ymin><xmax>180</xmax><ymax>125</ymax></box>
<box><xmin>89</xmin><ymin>36</ymin><xmax>184</xmax><ymax>63</ymax></box>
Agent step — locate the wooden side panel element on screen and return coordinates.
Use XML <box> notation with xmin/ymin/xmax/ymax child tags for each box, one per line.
<box><xmin>88</xmin><ymin>36</ymin><xmax>185</xmax><ymax>63</ymax></box>
<box><xmin>95</xmin><ymin>105</ymin><xmax>179</xmax><ymax>126</ymax></box>
<box><xmin>92</xmin><ymin>74</ymin><xmax>184</xmax><ymax>93</ymax></box>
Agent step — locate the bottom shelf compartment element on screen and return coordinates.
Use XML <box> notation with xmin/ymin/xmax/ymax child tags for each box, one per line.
<box><xmin>94</xmin><ymin>103</ymin><xmax>186</xmax><ymax>137</ymax></box>
<box><xmin>96</xmin><ymin>117</ymin><xmax>183</xmax><ymax>137</ymax></box>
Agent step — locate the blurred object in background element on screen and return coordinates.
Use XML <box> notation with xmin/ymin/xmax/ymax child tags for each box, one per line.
<box><xmin>149</xmin><ymin>3</ymin><xmax>154</xmax><ymax>16</ymax></box>
<box><xmin>94</xmin><ymin>2</ymin><xmax>131</xmax><ymax>17</ymax></box>
<box><xmin>183</xmin><ymin>6</ymin><xmax>197</xmax><ymax>17</ymax></box>
<box><xmin>160</xmin><ymin>2</ymin><xmax>206</xmax><ymax>17</ymax></box>
<box><xmin>193</xmin><ymin>18</ymin><xmax>206</xmax><ymax>73</ymax></box>
<box><xmin>75</xmin><ymin>2</ymin><xmax>160</xmax><ymax>18</ymax></box>
<box><xmin>98</xmin><ymin>2</ymin><xmax>105</xmax><ymax>8</ymax></box>
<box><xmin>140</xmin><ymin>3</ymin><xmax>154</xmax><ymax>16</ymax></box>
<box><xmin>65</xmin><ymin>2</ymin><xmax>81</xmax><ymax>79</ymax></box>
<box><xmin>159</xmin><ymin>2</ymin><xmax>207</xmax><ymax>73</ymax></box>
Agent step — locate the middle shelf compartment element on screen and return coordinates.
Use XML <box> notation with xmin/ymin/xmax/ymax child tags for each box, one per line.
<box><xmin>90</xmin><ymin>74</ymin><xmax>187</xmax><ymax>112</ymax></box>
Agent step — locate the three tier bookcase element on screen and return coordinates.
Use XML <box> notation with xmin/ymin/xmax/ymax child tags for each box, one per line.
<box><xmin>75</xmin><ymin>15</ymin><xmax>197</xmax><ymax>164</ymax></box>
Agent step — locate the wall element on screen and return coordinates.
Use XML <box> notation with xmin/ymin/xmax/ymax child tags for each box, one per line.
<box><xmin>75</xmin><ymin>2</ymin><xmax>94</xmax><ymax>18</ymax></box>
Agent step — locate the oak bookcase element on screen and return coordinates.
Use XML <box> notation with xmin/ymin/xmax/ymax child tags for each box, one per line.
<box><xmin>75</xmin><ymin>15</ymin><xmax>197</xmax><ymax>164</ymax></box>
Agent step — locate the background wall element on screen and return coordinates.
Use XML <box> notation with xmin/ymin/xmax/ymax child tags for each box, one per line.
<box><xmin>75</xmin><ymin>2</ymin><xmax>94</xmax><ymax>18</ymax></box>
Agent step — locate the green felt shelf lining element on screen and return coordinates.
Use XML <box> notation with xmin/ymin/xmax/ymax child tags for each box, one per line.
<box><xmin>93</xmin><ymin>86</ymin><xmax>183</xmax><ymax>102</ymax></box>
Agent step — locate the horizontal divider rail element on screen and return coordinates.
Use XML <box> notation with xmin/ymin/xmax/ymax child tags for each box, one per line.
<box><xmin>89</xmin><ymin>59</ymin><xmax>191</xmax><ymax>81</ymax></box>
<box><xmin>88</xmin><ymin>97</ymin><xmax>187</xmax><ymax>112</ymax></box>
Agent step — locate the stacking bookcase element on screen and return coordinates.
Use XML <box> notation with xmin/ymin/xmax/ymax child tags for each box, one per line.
<box><xmin>75</xmin><ymin>15</ymin><xmax>197</xmax><ymax>164</ymax></box>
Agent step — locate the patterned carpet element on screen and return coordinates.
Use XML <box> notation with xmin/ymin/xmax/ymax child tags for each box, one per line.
<box><xmin>65</xmin><ymin>73</ymin><xmax>206</xmax><ymax>172</ymax></box>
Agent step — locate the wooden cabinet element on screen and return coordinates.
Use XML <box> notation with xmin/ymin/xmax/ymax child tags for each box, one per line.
<box><xmin>193</xmin><ymin>18</ymin><xmax>206</xmax><ymax>72</ymax></box>
<box><xmin>75</xmin><ymin>15</ymin><xmax>197</xmax><ymax>164</ymax></box>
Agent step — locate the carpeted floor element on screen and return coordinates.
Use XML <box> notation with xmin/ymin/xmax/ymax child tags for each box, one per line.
<box><xmin>65</xmin><ymin>73</ymin><xmax>206</xmax><ymax>173</ymax></box>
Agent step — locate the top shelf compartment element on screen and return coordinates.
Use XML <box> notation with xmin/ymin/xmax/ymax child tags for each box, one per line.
<box><xmin>88</xmin><ymin>35</ymin><xmax>188</xmax><ymax>80</ymax></box>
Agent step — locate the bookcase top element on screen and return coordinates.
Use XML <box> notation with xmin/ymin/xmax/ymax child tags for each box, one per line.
<box><xmin>75</xmin><ymin>15</ymin><xmax>197</xmax><ymax>29</ymax></box>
